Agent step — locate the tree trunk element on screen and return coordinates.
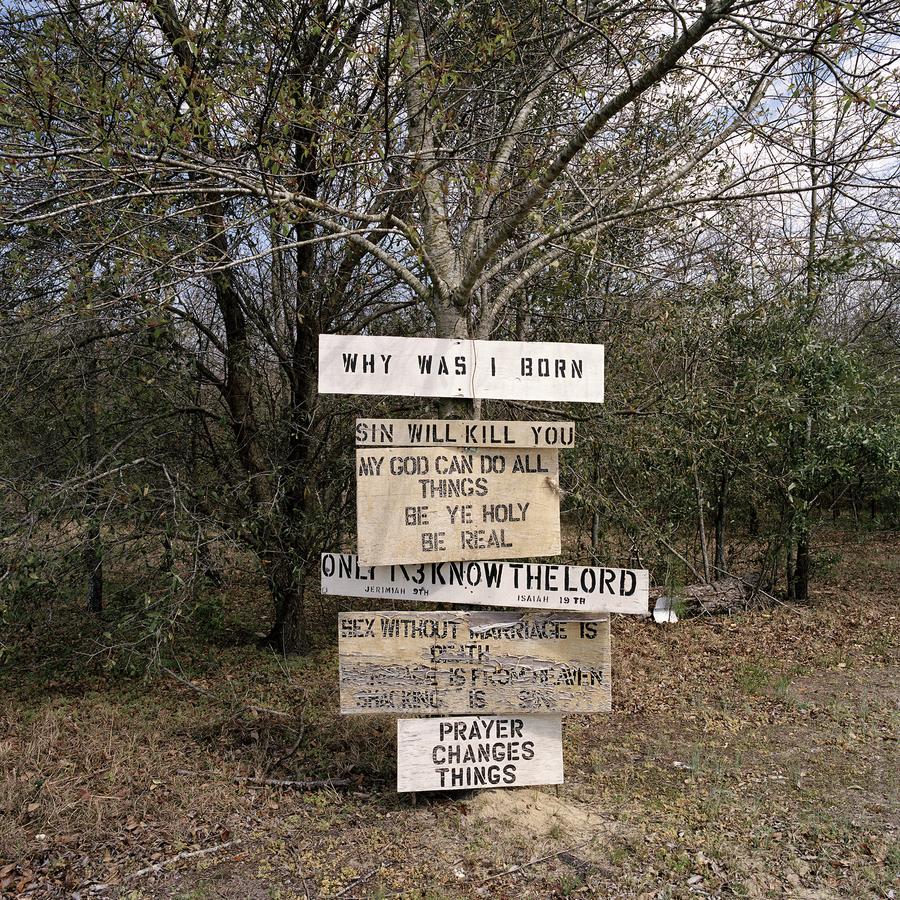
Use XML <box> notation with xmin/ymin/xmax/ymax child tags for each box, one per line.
<box><xmin>692</xmin><ymin>458</ymin><xmax>710</xmax><ymax>583</ymax></box>
<box><xmin>85</xmin><ymin>521</ymin><xmax>103</xmax><ymax>615</ymax></box>
<box><xmin>713</xmin><ymin>472</ymin><xmax>728</xmax><ymax>575</ymax></box>
<box><xmin>436</xmin><ymin>310</ymin><xmax>475</xmax><ymax>419</ymax></box>
<box><xmin>266</xmin><ymin>560</ymin><xmax>305</xmax><ymax>654</ymax></box>
<box><xmin>786</xmin><ymin>537</ymin><xmax>796</xmax><ymax>601</ymax></box>
<box><xmin>83</xmin><ymin>333</ymin><xmax>103</xmax><ymax>615</ymax></box>
<box><xmin>795</xmin><ymin>531</ymin><xmax>810</xmax><ymax>602</ymax></box>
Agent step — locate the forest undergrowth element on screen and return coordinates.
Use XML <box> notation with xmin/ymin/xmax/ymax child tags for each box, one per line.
<box><xmin>1</xmin><ymin>527</ymin><xmax>897</xmax><ymax>899</ymax></box>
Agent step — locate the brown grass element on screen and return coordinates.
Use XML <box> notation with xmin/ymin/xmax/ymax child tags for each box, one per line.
<box><xmin>1</xmin><ymin>527</ymin><xmax>897</xmax><ymax>898</ymax></box>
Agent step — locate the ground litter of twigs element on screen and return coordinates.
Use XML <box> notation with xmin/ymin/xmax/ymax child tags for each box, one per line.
<box><xmin>1</xmin><ymin>528</ymin><xmax>898</xmax><ymax>898</ymax></box>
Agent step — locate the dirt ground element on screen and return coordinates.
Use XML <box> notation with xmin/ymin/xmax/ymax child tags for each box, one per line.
<box><xmin>1</xmin><ymin>529</ymin><xmax>898</xmax><ymax>898</ymax></box>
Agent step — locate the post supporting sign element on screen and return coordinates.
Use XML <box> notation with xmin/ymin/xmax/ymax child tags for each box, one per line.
<box><xmin>356</xmin><ymin>446</ymin><xmax>561</xmax><ymax>566</ymax></box>
<box><xmin>319</xmin><ymin>335</ymin><xmax>604</xmax><ymax>403</ymax></box>
<box><xmin>321</xmin><ymin>553</ymin><xmax>649</xmax><ymax>614</ymax></box>
<box><xmin>396</xmin><ymin>715</ymin><xmax>563</xmax><ymax>792</ymax></box>
<box><xmin>338</xmin><ymin>610</ymin><xmax>610</xmax><ymax>715</ymax></box>
<box><xmin>318</xmin><ymin>331</ymin><xmax>612</xmax><ymax>792</ymax></box>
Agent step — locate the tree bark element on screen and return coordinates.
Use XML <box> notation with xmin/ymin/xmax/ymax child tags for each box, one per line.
<box><xmin>713</xmin><ymin>472</ymin><xmax>728</xmax><ymax>574</ymax></box>
<box><xmin>85</xmin><ymin>522</ymin><xmax>103</xmax><ymax>615</ymax></box>
<box><xmin>692</xmin><ymin>458</ymin><xmax>711</xmax><ymax>583</ymax></box>
<box><xmin>435</xmin><ymin>310</ymin><xmax>475</xmax><ymax>419</ymax></box>
<box><xmin>786</xmin><ymin>536</ymin><xmax>796</xmax><ymax>601</ymax></box>
<box><xmin>795</xmin><ymin>532</ymin><xmax>810</xmax><ymax>602</ymax></box>
<box><xmin>83</xmin><ymin>328</ymin><xmax>103</xmax><ymax>615</ymax></box>
<box><xmin>267</xmin><ymin>564</ymin><xmax>305</xmax><ymax>654</ymax></box>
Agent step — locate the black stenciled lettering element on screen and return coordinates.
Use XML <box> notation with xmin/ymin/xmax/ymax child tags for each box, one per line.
<box><xmin>357</xmin><ymin>455</ymin><xmax>383</xmax><ymax>477</ymax></box>
<box><xmin>483</xmin><ymin>562</ymin><xmax>502</xmax><ymax>587</ymax></box>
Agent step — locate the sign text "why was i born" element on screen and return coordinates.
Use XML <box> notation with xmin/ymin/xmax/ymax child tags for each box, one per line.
<box><xmin>318</xmin><ymin>335</ymin><xmax>604</xmax><ymax>403</ymax></box>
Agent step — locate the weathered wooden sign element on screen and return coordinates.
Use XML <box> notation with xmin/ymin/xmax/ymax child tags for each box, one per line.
<box><xmin>356</xmin><ymin>419</ymin><xmax>575</xmax><ymax>448</ymax></box>
<box><xmin>355</xmin><ymin>447</ymin><xmax>560</xmax><ymax>566</ymax></box>
<box><xmin>338</xmin><ymin>611</ymin><xmax>611</xmax><ymax>715</ymax></box>
<box><xmin>319</xmin><ymin>335</ymin><xmax>604</xmax><ymax>403</ymax></box>
<box><xmin>396</xmin><ymin>715</ymin><xmax>563</xmax><ymax>792</ymax></box>
<box><xmin>321</xmin><ymin>553</ymin><xmax>650</xmax><ymax>614</ymax></box>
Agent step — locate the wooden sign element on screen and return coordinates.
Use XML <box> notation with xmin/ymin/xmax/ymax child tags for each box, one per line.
<box><xmin>356</xmin><ymin>447</ymin><xmax>560</xmax><ymax>566</ymax></box>
<box><xmin>319</xmin><ymin>335</ymin><xmax>604</xmax><ymax>403</ymax></box>
<box><xmin>356</xmin><ymin>419</ymin><xmax>575</xmax><ymax>448</ymax></box>
<box><xmin>396</xmin><ymin>715</ymin><xmax>563</xmax><ymax>792</ymax></box>
<box><xmin>338</xmin><ymin>610</ymin><xmax>611</xmax><ymax>715</ymax></box>
<box><xmin>321</xmin><ymin>553</ymin><xmax>649</xmax><ymax>614</ymax></box>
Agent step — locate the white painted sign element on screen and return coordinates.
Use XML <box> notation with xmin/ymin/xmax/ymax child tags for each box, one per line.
<box><xmin>356</xmin><ymin>418</ymin><xmax>576</xmax><ymax>448</ymax></box>
<box><xmin>355</xmin><ymin>447</ymin><xmax>560</xmax><ymax>566</ymax></box>
<box><xmin>321</xmin><ymin>553</ymin><xmax>649</xmax><ymax>614</ymax></box>
<box><xmin>318</xmin><ymin>335</ymin><xmax>604</xmax><ymax>403</ymax></box>
<box><xmin>397</xmin><ymin>715</ymin><xmax>563</xmax><ymax>792</ymax></box>
<box><xmin>338</xmin><ymin>610</ymin><xmax>611</xmax><ymax>715</ymax></box>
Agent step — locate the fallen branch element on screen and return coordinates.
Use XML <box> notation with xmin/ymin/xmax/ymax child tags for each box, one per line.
<box><xmin>126</xmin><ymin>840</ymin><xmax>238</xmax><ymax>881</ymax></box>
<box><xmin>176</xmin><ymin>769</ymin><xmax>353</xmax><ymax>791</ymax></box>
<box><xmin>479</xmin><ymin>841</ymin><xmax>589</xmax><ymax>884</ymax></box>
<box><xmin>267</xmin><ymin>710</ymin><xmax>306</xmax><ymax>775</ymax></box>
<box><xmin>161</xmin><ymin>666</ymin><xmax>293</xmax><ymax>721</ymax></box>
<box><xmin>331</xmin><ymin>867</ymin><xmax>378</xmax><ymax>897</ymax></box>
<box><xmin>240</xmin><ymin>775</ymin><xmax>353</xmax><ymax>790</ymax></box>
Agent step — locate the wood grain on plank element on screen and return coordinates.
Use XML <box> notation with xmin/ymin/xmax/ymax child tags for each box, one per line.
<box><xmin>338</xmin><ymin>610</ymin><xmax>611</xmax><ymax>715</ymax></box>
<box><xmin>396</xmin><ymin>714</ymin><xmax>563</xmax><ymax>792</ymax></box>
<box><xmin>355</xmin><ymin>419</ymin><xmax>576</xmax><ymax>448</ymax></box>
<box><xmin>321</xmin><ymin>553</ymin><xmax>650</xmax><ymax>614</ymax></box>
<box><xmin>318</xmin><ymin>335</ymin><xmax>604</xmax><ymax>403</ymax></box>
<box><xmin>355</xmin><ymin>447</ymin><xmax>561</xmax><ymax>566</ymax></box>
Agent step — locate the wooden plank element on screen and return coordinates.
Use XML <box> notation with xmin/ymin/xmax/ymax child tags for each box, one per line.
<box><xmin>355</xmin><ymin>418</ymin><xmax>576</xmax><ymax>448</ymax></box>
<box><xmin>355</xmin><ymin>447</ymin><xmax>560</xmax><ymax>566</ymax></box>
<box><xmin>338</xmin><ymin>610</ymin><xmax>610</xmax><ymax>715</ymax></box>
<box><xmin>318</xmin><ymin>335</ymin><xmax>604</xmax><ymax>403</ymax></box>
<box><xmin>396</xmin><ymin>715</ymin><xmax>563</xmax><ymax>792</ymax></box>
<box><xmin>321</xmin><ymin>553</ymin><xmax>650</xmax><ymax>615</ymax></box>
